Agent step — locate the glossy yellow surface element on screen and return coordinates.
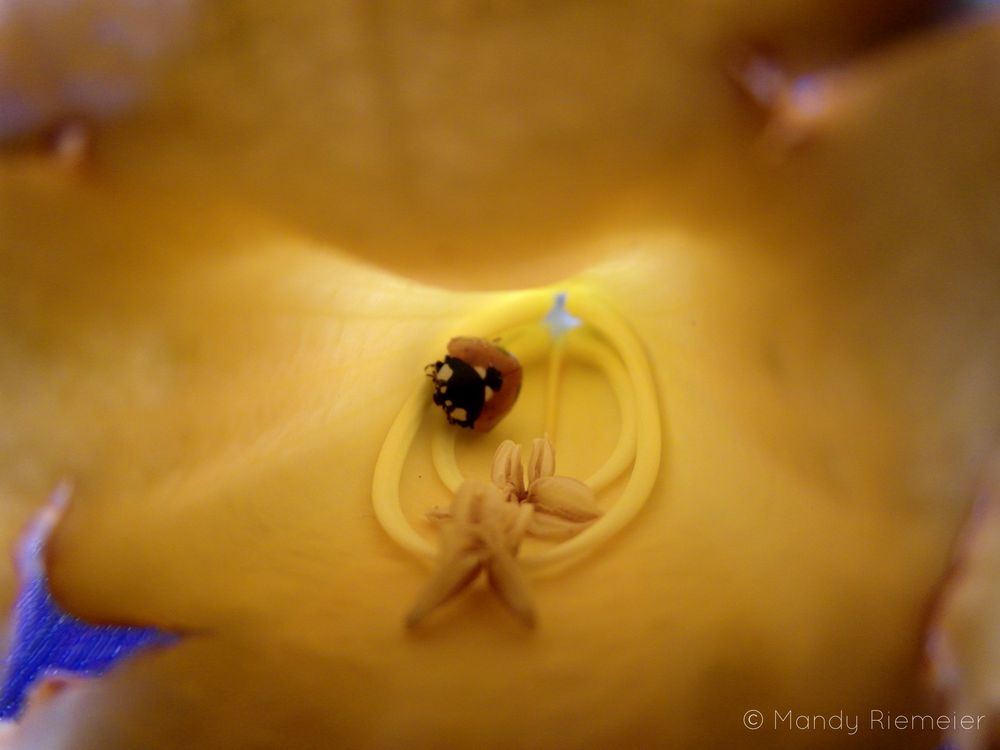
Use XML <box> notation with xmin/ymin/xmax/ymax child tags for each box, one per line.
<box><xmin>2</xmin><ymin>2</ymin><xmax>1000</xmax><ymax>748</ymax></box>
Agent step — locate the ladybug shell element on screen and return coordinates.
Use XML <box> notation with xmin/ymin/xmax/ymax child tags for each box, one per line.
<box><xmin>428</xmin><ymin>337</ymin><xmax>523</xmax><ymax>432</ymax></box>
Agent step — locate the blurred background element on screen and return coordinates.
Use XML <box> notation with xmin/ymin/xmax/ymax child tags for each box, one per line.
<box><xmin>2</xmin><ymin>1</ymin><xmax>1000</xmax><ymax>749</ymax></box>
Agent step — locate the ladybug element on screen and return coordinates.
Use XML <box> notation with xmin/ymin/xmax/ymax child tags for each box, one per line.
<box><xmin>425</xmin><ymin>337</ymin><xmax>523</xmax><ymax>432</ymax></box>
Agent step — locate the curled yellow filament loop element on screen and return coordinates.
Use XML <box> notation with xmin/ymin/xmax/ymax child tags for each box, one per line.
<box><xmin>372</xmin><ymin>287</ymin><xmax>661</xmax><ymax>573</ymax></box>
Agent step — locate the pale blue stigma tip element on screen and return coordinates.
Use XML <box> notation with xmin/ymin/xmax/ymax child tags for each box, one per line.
<box><xmin>543</xmin><ymin>292</ymin><xmax>582</xmax><ymax>339</ymax></box>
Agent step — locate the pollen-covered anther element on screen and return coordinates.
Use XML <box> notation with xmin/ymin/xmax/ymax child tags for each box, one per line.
<box><xmin>407</xmin><ymin>481</ymin><xmax>536</xmax><ymax>628</ymax></box>
<box><xmin>527</xmin><ymin>437</ymin><xmax>556</xmax><ymax>483</ymax></box>
<box><xmin>409</xmin><ymin>436</ymin><xmax>602</xmax><ymax>627</ymax></box>
<box><xmin>491</xmin><ymin>440</ymin><xmax>526</xmax><ymax>500</ymax></box>
<box><xmin>490</xmin><ymin>436</ymin><xmax>601</xmax><ymax>537</ymax></box>
<box><xmin>527</xmin><ymin>476</ymin><xmax>600</xmax><ymax>522</ymax></box>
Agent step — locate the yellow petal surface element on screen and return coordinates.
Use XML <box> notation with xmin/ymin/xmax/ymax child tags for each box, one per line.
<box><xmin>3</xmin><ymin>0</ymin><xmax>946</xmax><ymax>288</ymax></box>
<box><xmin>2</xmin><ymin>4</ymin><xmax>1000</xmax><ymax>750</ymax></box>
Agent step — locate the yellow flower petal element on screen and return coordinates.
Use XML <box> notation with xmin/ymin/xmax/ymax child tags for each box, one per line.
<box><xmin>2</xmin><ymin>6</ymin><xmax>1000</xmax><ymax>750</ymax></box>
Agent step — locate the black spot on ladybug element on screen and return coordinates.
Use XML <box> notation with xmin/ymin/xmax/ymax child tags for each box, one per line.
<box><xmin>426</xmin><ymin>356</ymin><xmax>502</xmax><ymax>429</ymax></box>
